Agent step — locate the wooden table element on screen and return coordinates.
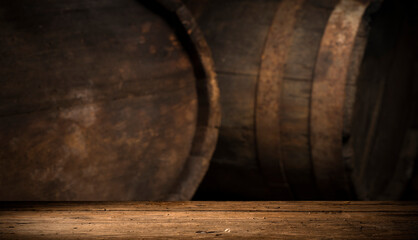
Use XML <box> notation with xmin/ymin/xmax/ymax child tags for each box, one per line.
<box><xmin>1</xmin><ymin>202</ymin><xmax>417</xmax><ymax>239</ymax></box>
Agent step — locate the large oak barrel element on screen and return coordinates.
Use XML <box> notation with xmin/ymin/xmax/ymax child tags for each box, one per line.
<box><xmin>0</xmin><ymin>0</ymin><xmax>220</xmax><ymax>200</ymax></box>
<box><xmin>185</xmin><ymin>0</ymin><xmax>418</xmax><ymax>200</ymax></box>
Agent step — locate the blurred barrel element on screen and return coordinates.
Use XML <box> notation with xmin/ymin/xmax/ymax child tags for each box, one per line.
<box><xmin>0</xmin><ymin>0</ymin><xmax>220</xmax><ymax>200</ymax></box>
<box><xmin>185</xmin><ymin>0</ymin><xmax>418</xmax><ymax>200</ymax></box>
<box><xmin>400</xmin><ymin>65</ymin><xmax>418</xmax><ymax>201</ymax></box>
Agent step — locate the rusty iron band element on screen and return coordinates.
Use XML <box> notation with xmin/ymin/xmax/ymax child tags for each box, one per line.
<box><xmin>255</xmin><ymin>0</ymin><xmax>305</xmax><ymax>195</ymax></box>
<box><xmin>157</xmin><ymin>0</ymin><xmax>221</xmax><ymax>200</ymax></box>
<box><xmin>310</xmin><ymin>0</ymin><xmax>370</xmax><ymax>199</ymax></box>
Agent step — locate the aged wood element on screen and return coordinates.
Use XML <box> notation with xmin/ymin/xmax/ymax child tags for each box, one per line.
<box><xmin>186</xmin><ymin>0</ymin><xmax>418</xmax><ymax>200</ymax></box>
<box><xmin>310</xmin><ymin>0</ymin><xmax>370</xmax><ymax>199</ymax></box>
<box><xmin>349</xmin><ymin>0</ymin><xmax>418</xmax><ymax>200</ymax></box>
<box><xmin>1</xmin><ymin>201</ymin><xmax>418</xmax><ymax>239</ymax></box>
<box><xmin>185</xmin><ymin>0</ymin><xmax>287</xmax><ymax>200</ymax></box>
<box><xmin>0</xmin><ymin>0</ymin><xmax>220</xmax><ymax>201</ymax></box>
<box><xmin>256</xmin><ymin>0</ymin><xmax>304</xmax><ymax>198</ymax></box>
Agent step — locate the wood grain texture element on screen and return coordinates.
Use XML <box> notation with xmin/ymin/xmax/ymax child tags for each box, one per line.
<box><xmin>349</xmin><ymin>0</ymin><xmax>418</xmax><ymax>200</ymax></box>
<box><xmin>185</xmin><ymin>0</ymin><xmax>284</xmax><ymax>200</ymax></box>
<box><xmin>0</xmin><ymin>0</ymin><xmax>220</xmax><ymax>201</ymax></box>
<box><xmin>188</xmin><ymin>0</ymin><xmax>418</xmax><ymax>201</ymax></box>
<box><xmin>256</xmin><ymin>0</ymin><xmax>305</xmax><ymax>198</ymax></box>
<box><xmin>278</xmin><ymin>1</ymin><xmax>336</xmax><ymax>200</ymax></box>
<box><xmin>1</xmin><ymin>201</ymin><xmax>418</xmax><ymax>239</ymax></box>
<box><xmin>310</xmin><ymin>0</ymin><xmax>370</xmax><ymax>199</ymax></box>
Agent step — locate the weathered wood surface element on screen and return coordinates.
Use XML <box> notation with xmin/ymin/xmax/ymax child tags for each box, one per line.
<box><xmin>0</xmin><ymin>0</ymin><xmax>220</xmax><ymax>201</ymax></box>
<box><xmin>350</xmin><ymin>0</ymin><xmax>418</xmax><ymax>200</ymax></box>
<box><xmin>309</xmin><ymin>0</ymin><xmax>369</xmax><ymax>199</ymax></box>
<box><xmin>185</xmin><ymin>0</ymin><xmax>287</xmax><ymax>200</ymax></box>
<box><xmin>1</xmin><ymin>202</ymin><xmax>418</xmax><ymax>239</ymax></box>
<box><xmin>186</xmin><ymin>0</ymin><xmax>418</xmax><ymax>200</ymax></box>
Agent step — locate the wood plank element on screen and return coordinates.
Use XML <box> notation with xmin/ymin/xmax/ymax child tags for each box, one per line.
<box><xmin>1</xmin><ymin>202</ymin><xmax>417</xmax><ymax>239</ymax></box>
<box><xmin>1</xmin><ymin>201</ymin><xmax>417</xmax><ymax>212</ymax></box>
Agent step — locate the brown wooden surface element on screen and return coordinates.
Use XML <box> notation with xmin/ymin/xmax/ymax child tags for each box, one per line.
<box><xmin>1</xmin><ymin>201</ymin><xmax>418</xmax><ymax>239</ymax></box>
<box><xmin>185</xmin><ymin>0</ymin><xmax>287</xmax><ymax>200</ymax></box>
<box><xmin>255</xmin><ymin>0</ymin><xmax>304</xmax><ymax>199</ymax></box>
<box><xmin>349</xmin><ymin>0</ymin><xmax>418</xmax><ymax>200</ymax></box>
<box><xmin>310</xmin><ymin>0</ymin><xmax>369</xmax><ymax>200</ymax></box>
<box><xmin>0</xmin><ymin>0</ymin><xmax>220</xmax><ymax>201</ymax></box>
<box><xmin>186</xmin><ymin>0</ymin><xmax>418</xmax><ymax>200</ymax></box>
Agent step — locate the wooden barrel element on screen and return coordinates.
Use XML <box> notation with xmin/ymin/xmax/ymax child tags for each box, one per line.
<box><xmin>0</xmin><ymin>0</ymin><xmax>220</xmax><ymax>201</ymax></box>
<box><xmin>185</xmin><ymin>0</ymin><xmax>418</xmax><ymax>200</ymax></box>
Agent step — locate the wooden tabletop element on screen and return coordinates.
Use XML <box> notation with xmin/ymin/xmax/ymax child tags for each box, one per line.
<box><xmin>1</xmin><ymin>201</ymin><xmax>417</xmax><ymax>239</ymax></box>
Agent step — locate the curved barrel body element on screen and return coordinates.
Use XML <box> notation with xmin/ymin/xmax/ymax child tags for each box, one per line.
<box><xmin>185</xmin><ymin>0</ymin><xmax>418</xmax><ymax>200</ymax></box>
